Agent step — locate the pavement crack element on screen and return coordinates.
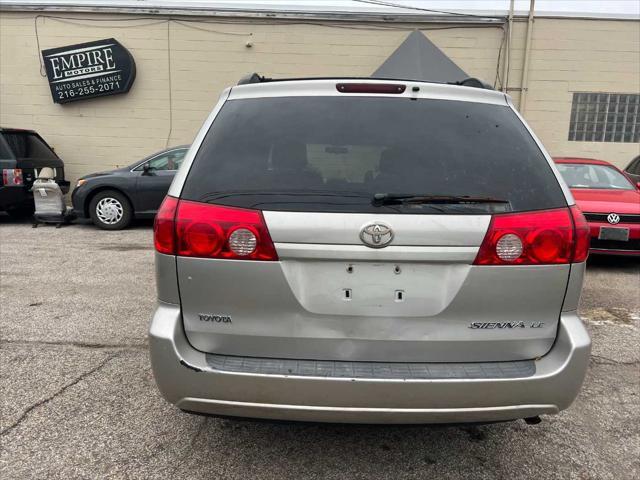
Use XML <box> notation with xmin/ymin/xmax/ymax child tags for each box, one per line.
<box><xmin>590</xmin><ymin>354</ymin><xmax>640</xmax><ymax>366</ymax></box>
<box><xmin>0</xmin><ymin>352</ymin><xmax>121</xmax><ymax>437</ymax></box>
<box><xmin>0</xmin><ymin>339</ymin><xmax>147</xmax><ymax>350</ymax></box>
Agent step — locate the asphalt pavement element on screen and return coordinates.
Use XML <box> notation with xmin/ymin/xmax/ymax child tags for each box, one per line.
<box><xmin>1</xmin><ymin>217</ymin><xmax>638</xmax><ymax>479</ymax></box>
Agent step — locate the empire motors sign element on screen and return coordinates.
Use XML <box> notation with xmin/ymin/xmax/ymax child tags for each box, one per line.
<box><xmin>42</xmin><ymin>38</ymin><xmax>136</xmax><ymax>104</ymax></box>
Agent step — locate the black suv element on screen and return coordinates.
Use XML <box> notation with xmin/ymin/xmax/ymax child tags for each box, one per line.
<box><xmin>0</xmin><ymin>128</ymin><xmax>69</xmax><ymax>217</ymax></box>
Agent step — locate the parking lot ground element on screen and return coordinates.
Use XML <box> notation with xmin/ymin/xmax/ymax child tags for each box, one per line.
<box><xmin>1</xmin><ymin>217</ymin><xmax>639</xmax><ymax>480</ymax></box>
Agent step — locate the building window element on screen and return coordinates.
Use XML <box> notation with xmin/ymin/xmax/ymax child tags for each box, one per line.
<box><xmin>569</xmin><ymin>93</ymin><xmax>639</xmax><ymax>143</ymax></box>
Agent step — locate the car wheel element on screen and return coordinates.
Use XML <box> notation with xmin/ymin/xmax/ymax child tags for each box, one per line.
<box><xmin>89</xmin><ymin>190</ymin><xmax>133</xmax><ymax>230</ymax></box>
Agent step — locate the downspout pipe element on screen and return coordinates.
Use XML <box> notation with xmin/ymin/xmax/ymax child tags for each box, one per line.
<box><xmin>519</xmin><ymin>0</ymin><xmax>536</xmax><ymax>112</ymax></box>
<box><xmin>501</xmin><ymin>0</ymin><xmax>515</xmax><ymax>93</ymax></box>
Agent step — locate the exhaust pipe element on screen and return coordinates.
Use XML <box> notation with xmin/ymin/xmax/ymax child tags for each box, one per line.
<box><xmin>524</xmin><ymin>416</ymin><xmax>541</xmax><ymax>425</ymax></box>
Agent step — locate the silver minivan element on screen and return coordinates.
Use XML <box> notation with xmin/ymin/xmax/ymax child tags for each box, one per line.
<box><xmin>149</xmin><ymin>77</ymin><xmax>591</xmax><ymax>424</ymax></box>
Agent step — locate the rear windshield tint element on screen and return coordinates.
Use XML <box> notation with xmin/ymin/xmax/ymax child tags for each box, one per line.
<box><xmin>2</xmin><ymin>132</ymin><xmax>58</xmax><ymax>161</ymax></box>
<box><xmin>0</xmin><ymin>135</ymin><xmax>13</xmax><ymax>160</ymax></box>
<box><xmin>182</xmin><ymin>96</ymin><xmax>566</xmax><ymax>214</ymax></box>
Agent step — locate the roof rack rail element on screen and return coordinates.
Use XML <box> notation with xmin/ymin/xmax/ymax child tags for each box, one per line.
<box><xmin>236</xmin><ymin>74</ymin><xmax>495</xmax><ymax>91</ymax></box>
<box><xmin>237</xmin><ymin>73</ymin><xmax>271</xmax><ymax>85</ymax></box>
<box><xmin>449</xmin><ymin>77</ymin><xmax>494</xmax><ymax>90</ymax></box>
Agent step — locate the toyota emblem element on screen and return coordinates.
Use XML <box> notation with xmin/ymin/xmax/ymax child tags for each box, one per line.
<box><xmin>360</xmin><ymin>222</ymin><xmax>394</xmax><ymax>248</ymax></box>
<box><xmin>607</xmin><ymin>213</ymin><xmax>620</xmax><ymax>225</ymax></box>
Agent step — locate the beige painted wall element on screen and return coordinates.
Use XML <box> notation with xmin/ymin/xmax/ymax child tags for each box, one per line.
<box><xmin>0</xmin><ymin>11</ymin><xmax>638</xmax><ymax>188</ymax></box>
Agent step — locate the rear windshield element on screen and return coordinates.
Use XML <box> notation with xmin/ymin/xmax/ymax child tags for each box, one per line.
<box><xmin>0</xmin><ymin>136</ymin><xmax>13</xmax><ymax>160</ymax></box>
<box><xmin>182</xmin><ymin>96</ymin><xmax>566</xmax><ymax>214</ymax></box>
<box><xmin>1</xmin><ymin>132</ymin><xmax>58</xmax><ymax>161</ymax></box>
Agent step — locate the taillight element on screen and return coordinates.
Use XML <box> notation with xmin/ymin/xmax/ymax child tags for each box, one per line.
<box><xmin>2</xmin><ymin>169</ymin><xmax>23</xmax><ymax>186</ymax></box>
<box><xmin>154</xmin><ymin>196</ymin><xmax>179</xmax><ymax>254</ymax></box>
<box><xmin>336</xmin><ymin>83</ymin><xmax>406</xmax><ymax>94</ymax></box>
<box><xmin>473</xmin><ymin>208</ymin><xmax>585</xmax><ymax>265</ymax></box>
<box><xmin>570</xmin><ymin>205</ymin><xmax>590</xmax><ymax>263</ymax></box>
<box><xmin>153</xmin><ymin>196</ymin><xmax>278</xmax><ymax>261</ymax></box>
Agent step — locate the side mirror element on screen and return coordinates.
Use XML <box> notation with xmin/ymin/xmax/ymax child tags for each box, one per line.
<box><xmin>142</xmin><ymin>163</ymin><xmax>153</xmax><ymax>175</ymax></box>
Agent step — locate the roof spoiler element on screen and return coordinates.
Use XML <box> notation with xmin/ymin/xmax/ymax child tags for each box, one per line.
<box><xmin>449</xmin><ymin>77</ymin><xmax>494</xmax><ymax>90</ymax></box>
<box><xmin>237</xmin><ymin>73</ymin><xmax>270</xmax><ymax>85</ymax></box>
<box><xmin>237</xmin><ymin>73</ymin><xmax>494</xmax><ymax>90</ymax></box>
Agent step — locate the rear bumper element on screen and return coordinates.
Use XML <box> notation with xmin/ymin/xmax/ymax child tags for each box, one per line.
<box><xmin>590</xmin><ymin>248</ymin><xmax>640</xmax><ymax>256</ymax></box>
<box><xmin>0</xmin><ymin>185</ymin><xmax>30</xmax><ymax>210</ymax></box>
<box><xmin>59</xmin><ymin>180</ymin><xmax>70</xmax><ymax>194</ymax></box>
<box><xmin>149</xmin><ymin>303</ymin><xmax>591</xmax><ymax>424</ymax></box>
<box><xmin>588</xmin><ymin>222</ymin><xmax>640</xmax><ymax>256</ymax></box>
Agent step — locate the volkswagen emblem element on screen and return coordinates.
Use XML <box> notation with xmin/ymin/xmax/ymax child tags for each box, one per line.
<box><xmin>360</xmin><ymin>222</ymin><xmax>394</xmax><ymax>248</ymax></box>
<box><xmin>607</xmin><ymin>213</ymin><xmax>620</xmax><ymax>225</ymax></box>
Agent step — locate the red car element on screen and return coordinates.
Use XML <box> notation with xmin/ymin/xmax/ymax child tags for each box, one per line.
<box><xmin>554</xmin><ymin>157</ymin><xmax>640</xmax><ymax>256</ymax></box>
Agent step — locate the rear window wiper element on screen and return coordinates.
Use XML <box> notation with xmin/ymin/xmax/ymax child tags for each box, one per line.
<box><xmin>372</xmin><ymin>193</ymin><xmax>510</xmax><ymax>206</ymax></box>
<box><xmin>202</xmin><ymin>190</ymin><xmax>371</xmax><ymax>202</ymax></box>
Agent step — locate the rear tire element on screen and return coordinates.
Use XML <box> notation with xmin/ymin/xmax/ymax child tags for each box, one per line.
<box><xmin>89</xmin><ymin>190</ymin><xmax>133</xmax><ymax>230</ymax></box>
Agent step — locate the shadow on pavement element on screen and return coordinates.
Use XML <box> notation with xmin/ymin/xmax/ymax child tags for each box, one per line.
<box><xmin>0</xmin><ymin>212</ymin><xmax>154</xmax><ymax>230</ymax></box>
<box><xmin>586</xmin><ymin>253</ymin><xmax>640</xmax><ymax>271</ymax></box>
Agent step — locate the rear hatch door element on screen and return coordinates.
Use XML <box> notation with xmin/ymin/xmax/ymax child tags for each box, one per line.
<box><xmin>176</xmin><ymin>87</ymin><xmax>570</xmax><ymax>362</ymax></box>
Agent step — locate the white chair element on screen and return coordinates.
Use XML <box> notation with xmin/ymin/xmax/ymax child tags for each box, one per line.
<box><xmin>31</xmin><ymin>168</ymin><xmax>72</xmax><ymax>227</ymax></box>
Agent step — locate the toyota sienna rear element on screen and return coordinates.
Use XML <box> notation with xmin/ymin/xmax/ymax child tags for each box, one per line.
<box><xmin>149</xmin><ymin>77</ymin><xmax>591</xmax><ymax>424</ymax></box>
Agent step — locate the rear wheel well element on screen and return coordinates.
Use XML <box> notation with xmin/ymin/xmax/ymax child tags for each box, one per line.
<box><xmin>85</xmin><ymin>187</ymin><xmax>133</xmax><ymax>218</ymax></box>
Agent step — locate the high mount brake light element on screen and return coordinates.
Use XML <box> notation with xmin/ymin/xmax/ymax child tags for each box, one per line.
<box><xmin>154</xmin><ymin>196</ymin><xmax>278</xmax><ymax>261</ymax></box>
<box><xmin>336</xmin><ymin>83</ymin><xmax>406</xmax><ymax>94</ymax></box>
<box><xmin>473</xmin><ymin>207</ymin><xmax>588</xmax><ymax>265</ymax></box>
